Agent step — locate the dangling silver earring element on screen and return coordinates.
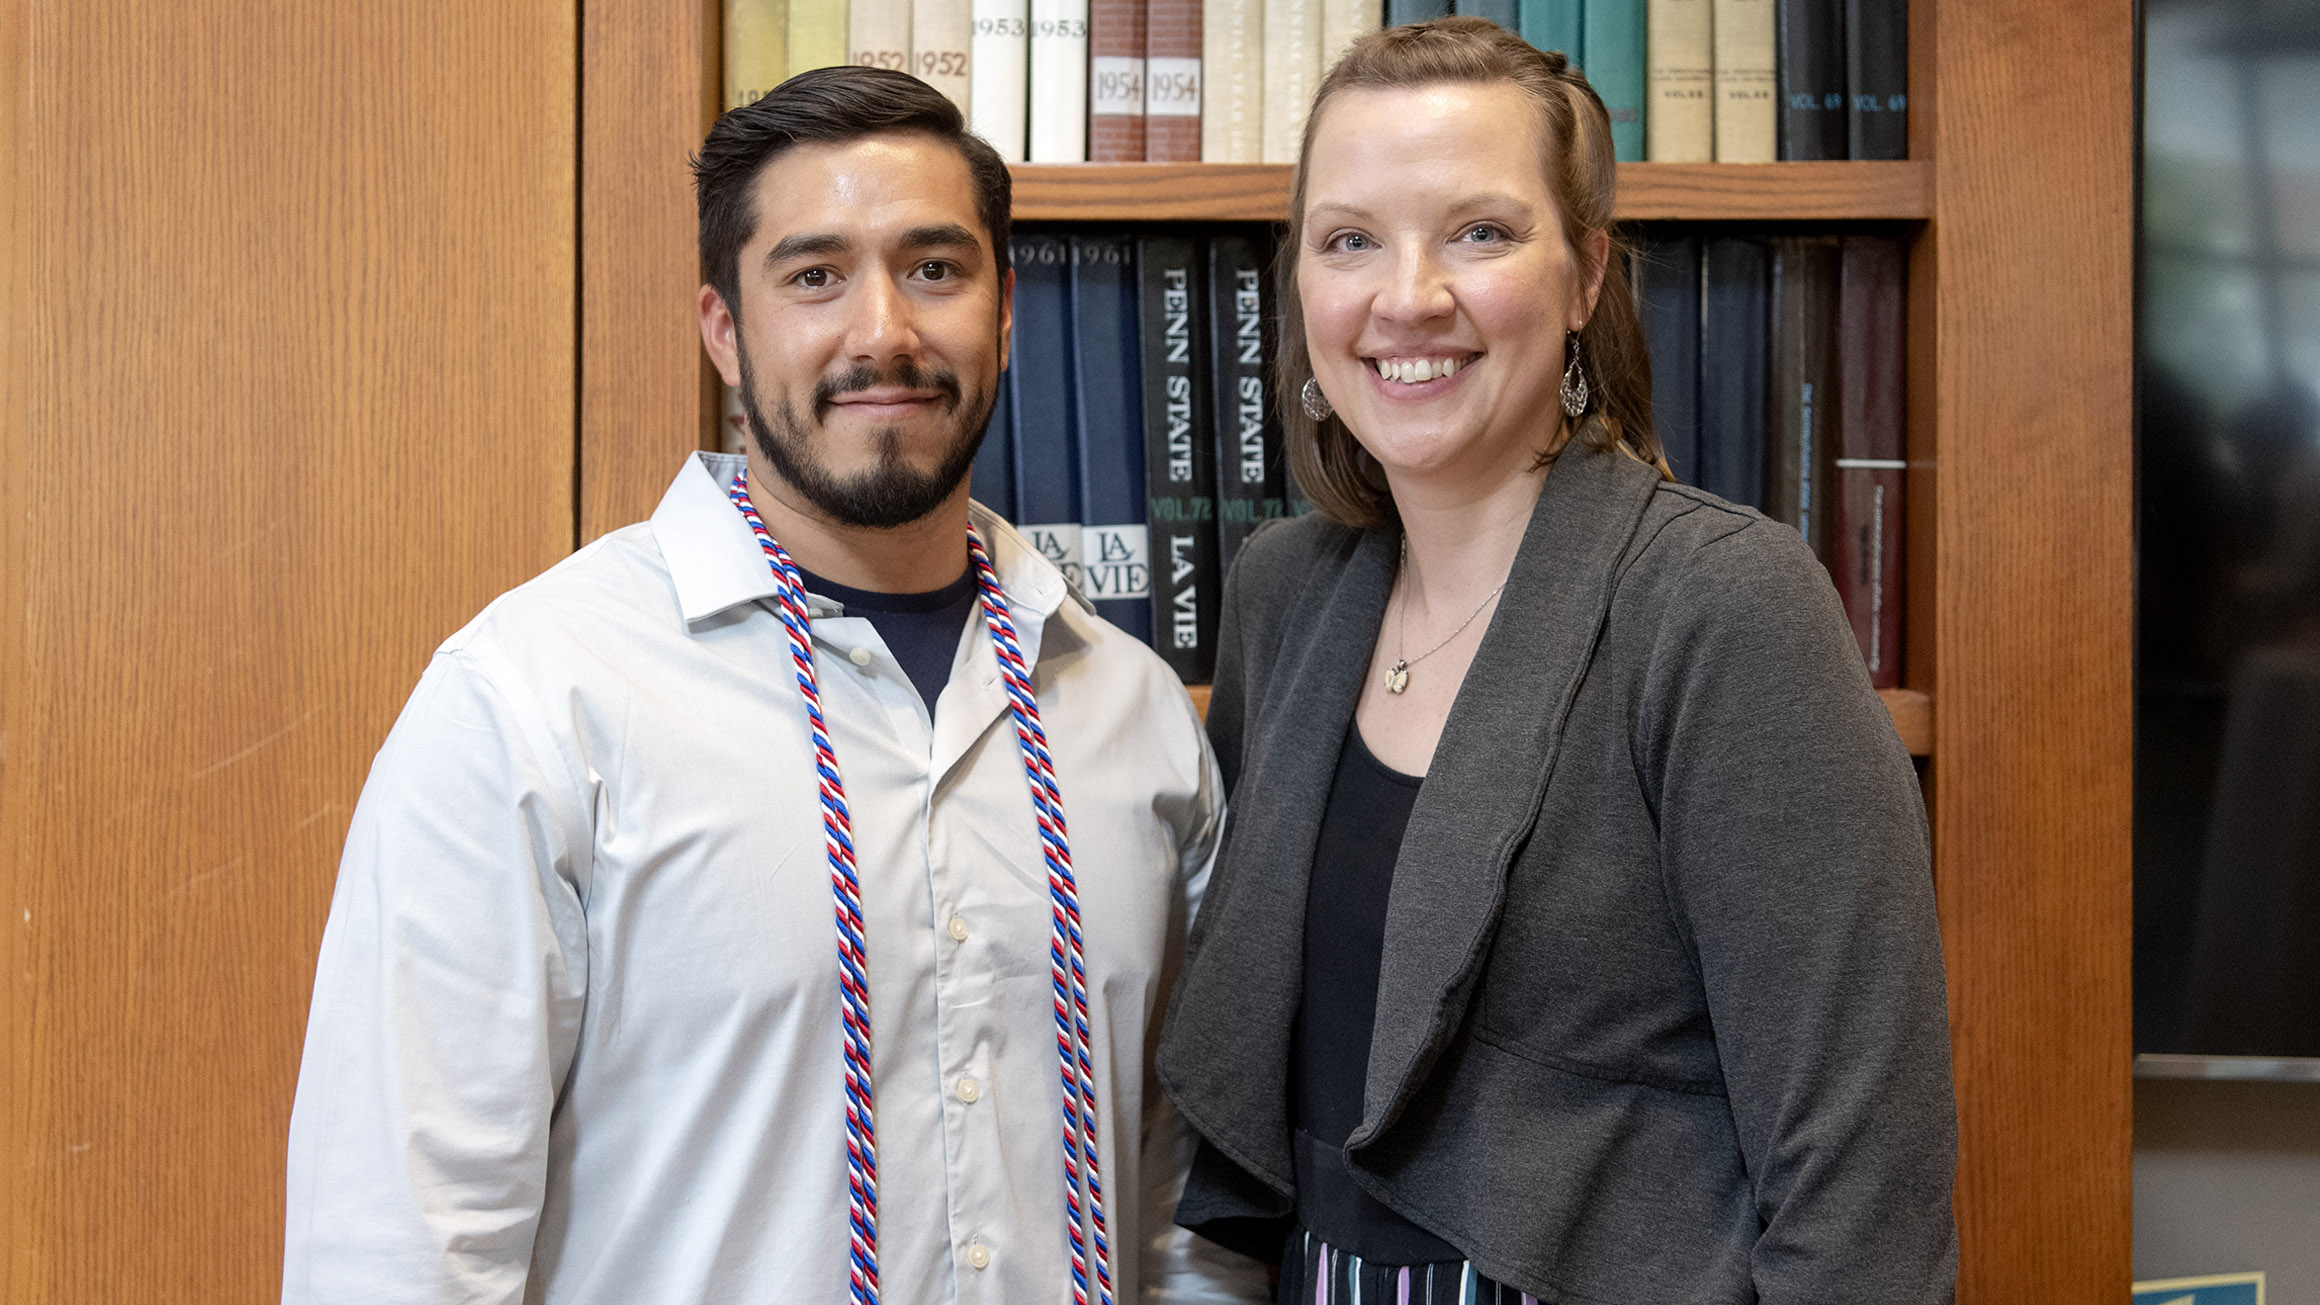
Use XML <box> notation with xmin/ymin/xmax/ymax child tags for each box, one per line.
<box><xmin>1560</xmin><ymin>334</ymin><xmax>1590</xmax><ymax>419</ymax></box>
<box><xmin>1300</xmin><ymin>377</ymin><xmax>1334</xmax><ymax>422</ymax></box>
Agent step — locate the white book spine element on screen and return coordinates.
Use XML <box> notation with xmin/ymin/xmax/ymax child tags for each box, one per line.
<box><xmin>1259</xmin><ymin>0</ymin><xmax>1320</xmax><ymax>163</ymax></box>
<box><xmin>851</xmin><ymin>0</ymin><xmax>914</xmax><ymax>72</ymax></box>
<box><xmin>971</xmin><ymin>0</ymin><xmax>1030</xmax><ymax>160</ymax></box>
<box><xmin>1712</xmin><ymin>0</ymin><xmax>1775</xmax><ymax>162</ymax></box>
<box><xmin>1647</xmin><ymin>0</ymin><xmax>1714</xmax><ymax>161</ymax></box>
<box><xmin>1319</xmin><ymin>0</ymin><xmax>1378</xmax><ymax>78</ymax></box>
<box><xmin>913</xmin><ymin>0</ymin><xmax>974</xmax><ymax>112</ymax></box>
<box><xmin>1029</xmin><ymin>0</ymin><xmax>1091</xmax><ymax>159</ymax></box>
<box><xmin>1201</xmin><ymin>0</ymin><xmax>1264</xmax><ymax>162</ymax></box>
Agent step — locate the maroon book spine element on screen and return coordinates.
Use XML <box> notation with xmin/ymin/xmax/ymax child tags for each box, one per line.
<box><xmin>1143</xmin><ymin>0</ymin><xmax>1201</xmax><ymax>159</ymax></box>
<box><xmin>1835</xmin><ymin>234</ymin><xmax>1906</xmax><ymax>688</ymax></box>
<box><xmin>1091</xmin><ymin>0</ymin><xmax>1148</xmax><ymax>159</ymax></box>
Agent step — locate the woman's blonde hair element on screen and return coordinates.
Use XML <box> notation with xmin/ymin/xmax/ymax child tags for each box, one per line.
<box><xmin>1279</xmin><ymin>16</ymin><xmax>1663</xmax><ymax>528</ymax></box>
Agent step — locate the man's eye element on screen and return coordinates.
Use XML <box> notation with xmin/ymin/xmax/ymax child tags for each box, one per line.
<box><xmin>918</xmin><ymin>260</ymin><xmax>954</xmax><ymax>282</ymax></box>
<box><xmin>795</xmin><ymin>268</ymin><xmax>832</xmax><ymax>289</ymax></box>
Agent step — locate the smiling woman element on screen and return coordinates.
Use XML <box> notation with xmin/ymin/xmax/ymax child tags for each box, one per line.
<box><xmin>1155</xmin><ymin>19</ymin><xmax>1961</xmax><ymax>1305</ymax></box>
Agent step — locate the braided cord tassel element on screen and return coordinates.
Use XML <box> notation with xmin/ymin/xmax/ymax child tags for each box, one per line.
<box><xmin>728</xmin><ymin>475</ymin><xmax>881</xmax><ymax>1305</ymax></box>
<box><xmin>968</xmin><ymin>527</ymin><xmax>1115</xmax><ymax>1305</ymax></box>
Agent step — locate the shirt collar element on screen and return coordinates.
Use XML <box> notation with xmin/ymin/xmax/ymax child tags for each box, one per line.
<box><xmin>650</xmin><ymin>451</ymin><xmax>1081</xmax><ymax>629</ymax></box>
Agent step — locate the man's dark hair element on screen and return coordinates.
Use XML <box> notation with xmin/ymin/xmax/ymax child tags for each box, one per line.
<box><xmin>692</xmin><ymin>66</ymin><xmax>1013</xmax><ymax>315</ymax></box>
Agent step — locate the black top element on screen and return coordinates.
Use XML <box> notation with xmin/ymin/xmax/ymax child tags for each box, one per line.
<box><xmin>1290</xmin><ymin>726</ymin><xmax>1464</xmax><ymax>1266</ymax></box>
<box><xmin>797</xmin><ymin>564</ymin><xmax>980</xmax><ymax>711</ymax></box>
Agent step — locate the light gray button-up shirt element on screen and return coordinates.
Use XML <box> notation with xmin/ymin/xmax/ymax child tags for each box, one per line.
<box><xmin>284</xmin><ymin>452</ymin><xmax>1264</xmax><ymax>1304</ymax></box>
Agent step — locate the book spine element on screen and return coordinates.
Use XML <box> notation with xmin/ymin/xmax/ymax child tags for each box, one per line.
<box><xmin>1139</xmin><ymin>235</ymin><xmax>1219</xmax><ymax>682</ymax></box>
<box><xmin>1069</xmin><ymin>235</ymin><xmax>1153</xmax><ymax>640</ymax></box>
<box><xmin>1712</xmin><ymin>0</ymin><xmax>1776</xmax><ymax>161</ymax></box>
<box><xmin>1146</xmin><ymin>0</ymin><xmax>1203</xmax><ymax>160</ymax></box>
<box><xmin>1635</xmin><ymin>233</ymin><xmax>1701</xmax><ymax>486</ymax></box>
<box><xmin>972</xmin><ymin>0</ymin><xmax>1031</xmax><ymax>160</ymax></box>
<box><xmin>1583</xmin><ymin>0</ymin><xmax>1646</xmax><ymax>161</ymax></box>
<box><xmin>1008</xmin><ymin>233</ymin><xmax>1083</xmax><ymax>584</ymax></box>
<box><xmin>913</xmin><ymin>0</ymin><xmax>975</xmax><ymax>112</ymax></box>
<box><xmin>1092</xmin><ymin>0</ymin><xmax>1148</xmax><ymax>159</ymax></box>
<box><xmin>1030</xmin><ymin>0</ymin><xmax>1092</xmax><ymax>160</ymax></box>
<box><xmin>725</xmin><ymin>0</ymin><xmax>791</xmax><ymax>110</ymax></box>
<box><xmin>1321</xmin><ymin>0</ymin><xmax>1379</xmax><ymax>78</ymax></box>
<box><xmin>1775</xmin><ymin>0</ymin><xmax>1845</xmax><ymax>159</ymax></box>
<box><xmin>1386</xmin><ymin>0</ymin><xmax>1451</xmax><ymax>26</ymax></box>
<box><xmin>1519</xmin><ymin>0</ymin><xmax>1581</xmax><ymax>59</ymax></box>
<box><xmin>1646</xmin><ymin>0</ymin><xmax>1714</xmax><ymax>161</ymax></box>
<box><xmin>973</xmin><ymin>348</ymin><xmax>1018</xmax><ymax>522</ymax></box>
<box><xmin>1262</xmin><ymin>0</ymin><xmax>1323</xmax><ymax>163</ymax></box>
<box><xmin>1765</xmin><ymin>235</ymin><xmax>1840</xmax><ymax>558</ymax></box>
<box><xmin>1206</xmin><ymin>235</ymin><xmax>1279</xmax><ymax>579</ymax></box>
<box><xmin>1844</xmin><ymin>0</ymin><xmax>1906</xmax><ymax>159</ymax></box>
<box><xmin>1835</xmin><ymin>233</ymin><xmax>1905</xmax><ymax>686</ymax></box>
<box><xmin>1200</xmin><ymin>0</ymin><xmax>1264</xmax><ymax>162</ymax></box>
<box><xmin>1698</xmin><ymin>235</ymin><xmax>1767</xmax><ymax>510</ymax></box>
<box><xmin>790</xmin><ymin>0</ymin><xmax>853</xmax><ymax>74</ymax></box>
<box><xmin>1454</xmin><ymin>0</ymin><xmax>1520</xmax><ymax>31</ymax></box>
<box><xmin>850</xmin><ymin>0</ymin><xmax>913</xmax><ymax>71</ymax></box>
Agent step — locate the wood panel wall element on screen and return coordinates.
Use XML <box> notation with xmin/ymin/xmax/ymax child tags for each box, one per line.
<box><xmin>0</xmin><ymin>4</ymin><xmax>579</xmax><ymax>1300</ymax></box>
<box><xmin>581</xmin><ymin>0</ymin><xmax>720</xmax><ymax>542</ymax></box>
<box><xmin>1928</xmin><ymin>0</ymin><xmax>2137</xmax><ymax>1299</ymax></box>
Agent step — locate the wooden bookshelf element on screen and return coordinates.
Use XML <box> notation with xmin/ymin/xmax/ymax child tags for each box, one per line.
<box><xmin>1012</xmin><ymin>159</ymin><xmax>1934</xmax><ymax>223</ymax></box>
<box><xmin>1184</xmin><ymin>684</ymin><xmax>1933</xmax><ymax>756</ymax></box>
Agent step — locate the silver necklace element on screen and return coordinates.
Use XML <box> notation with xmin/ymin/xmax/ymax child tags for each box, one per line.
<box><xmin>1384</xmin><ymin>539</ymin><xmax>1509</xmax><ymax>695</ymax></box>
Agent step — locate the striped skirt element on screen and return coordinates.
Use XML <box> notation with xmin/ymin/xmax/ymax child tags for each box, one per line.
<box><xmin>1279</xmin><ymin>1229</ymin><xmax>1536</xmax><ymax>1305</ymax></box>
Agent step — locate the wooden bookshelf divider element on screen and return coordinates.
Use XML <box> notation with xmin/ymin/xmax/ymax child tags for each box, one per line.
<box><xmin>1011</xmin><ymin>159</ymin><xmax>1934</xmax><ymax>224</ymax></box>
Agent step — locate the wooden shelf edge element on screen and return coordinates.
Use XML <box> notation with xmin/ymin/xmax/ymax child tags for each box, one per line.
<box><xmin>1186</xmin><ymin>684</ymin><xmax>1932</xmax><ymax>756</ymax></box>
<box><xmin>1010</xmin><ymin>160</ymin><xmax>1931</xmax><ymax>224</ymax></box>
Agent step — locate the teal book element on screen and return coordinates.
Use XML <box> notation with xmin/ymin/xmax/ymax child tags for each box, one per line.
<box><xmin>1454</xmin><ymin>0</ymin><xmax>1520</xmax><ymax>32</ymax></box>
<box><xmin>1583</xmin><ymin>0</ymin><xmax>1645</xmax><ymax>159</ymax></box>
<box><xmin>1519</xmin><ymin>0</ymin><xmax>1581</xmax><ymax>58</ymax></box>
<box><xmin>1386</xmin><ymin>0</ymin><xmax>1451</xmax><ymax>25</ymax></box>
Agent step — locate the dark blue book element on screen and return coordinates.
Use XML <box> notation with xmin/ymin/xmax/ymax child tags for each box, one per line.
<box><xmin>1698</xmin><ymin>234</ymin><xmax>1768</xmax><ymax>510</ymax></box>
<box><xmin>1068</xmin><ymin>233</ymin><xmax>1151</xmax><ymax>641</ymax></box>
<box><xmin>1845</xmin><ymin>0</ymin><xmax>1907</xmax><ymax>159</ymax></box>
<box><xmin>1777</xmin><ymin>0</ymin><xmax>1847</xmax><ymax>159</ymax></box>
<box><xmin>1387</xmin><ymin>0</ymin><xmax>1452</xmax><ymax>26</ymax></box>
<box><xmin>1206</xmin><ymin>234</ymin><xmax>1282</xmax><ymax>579</ymax></box>
<box><xmin>1519</xmin><ymin>0</ymin><xmax>1581</xmax><ymax>57</ymax></box>
<box><xmin>1137</xmin><ymin>234</ymin><xmax>1218</xmax><ymax>682</ymax></box>
<box><xmin>1766</xmin><ymin>234</ymin><xmax>1841</xmax><ymax>558</ymax></box>
<box><xmin>1636</xmin><ymin>232</ymin><xmax>1701</xmax><ymax>486</ymax></box>
<box><xmin>973</xmin><ymin>350</ymin><xmax>1017</xmax><ymax>524</ymax></box>
<box><xmin>1454</xmin><ymin>0</ymin><xmax>1520</xmax><ymax>31</ymax></box>
<box><xmin>1007</xmin><ymin>232</ymin><xmax>1083</xmax><ymax>587</ymax></box>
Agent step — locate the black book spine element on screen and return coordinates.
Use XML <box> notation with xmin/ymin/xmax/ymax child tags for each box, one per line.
<box><xmin>1766</xmin><ymin>235</ymin><xmax>1842</xmax><ymax>560</ymax></box>
<box><xmin>1845</xmin><ymin>0</ymin><xmax>1907</xmax><ymax>159</ymax></box>
<box><xmin>1635</xmin><ymin>232</ymin><xmax>1702</xmax><ymax>485</ymax></box>
<box><xmin>1699</xmin><ymin>235</ymin><xmax>1769</xmax><ymax>510</ymax></box>
<box><xmin>1776</xmin><ymin>0</ymin><xmax>1847</xmax><ymax>159</ymax></box>
<box><xmin>1207</xmin><ymin>235</ymin><xmax>1280</xmax><ymax>580</ymax></box>
<box><xmin>1138</xmin><ymin>235</ymin><xmax>1219</xmax><ymax>682</ymax></box>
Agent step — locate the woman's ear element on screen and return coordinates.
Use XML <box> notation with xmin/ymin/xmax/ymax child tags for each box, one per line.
<box><xmin>1572</xmin><ymin>227</ymin><xmax>1612</xmax><ymax>330</ymax></box>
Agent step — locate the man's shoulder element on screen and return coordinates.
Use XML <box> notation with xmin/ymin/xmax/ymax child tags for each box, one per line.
<box><xmin>437</xmin><ymin>521</ymin><xmax>681</xmax><ymax>667</ymax></box>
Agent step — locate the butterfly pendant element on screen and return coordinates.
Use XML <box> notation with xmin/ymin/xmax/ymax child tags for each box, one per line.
<box><xmin>1384</xmin><ymin>660</ymin><xmax>1411</xmax><ymax>694</ymax></box>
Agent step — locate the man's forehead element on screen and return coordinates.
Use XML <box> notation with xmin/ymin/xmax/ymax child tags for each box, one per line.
<box><xmin>748</xmin><ymin>133</ymin><xmax>983</xmax><ymax>250</ymax></box>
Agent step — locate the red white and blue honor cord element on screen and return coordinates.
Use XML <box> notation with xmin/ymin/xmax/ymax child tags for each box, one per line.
<box><xmin>728</xmin><ymin>472</ymin><xmax>1114</xmax><ymax>1305</ymax></box>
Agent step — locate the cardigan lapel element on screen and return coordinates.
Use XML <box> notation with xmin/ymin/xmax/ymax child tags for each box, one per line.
<box><xmin>1351</xmin><ymin>444</ymin><xmax>1664</xmax><ymax>1148</ymax></box>
<box><xmin>1160</xmin><ymin>524</ymin><xmax>1398</xmax><ymax>1193</ymax></box>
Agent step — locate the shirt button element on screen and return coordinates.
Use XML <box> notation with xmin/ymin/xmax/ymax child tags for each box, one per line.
<box><xmin>847</xmin><ymin>646</ymin><xmax>873</xmax><ymax>667</ymax></box>
<box><xmin>947</xmin><ymin>916</ymin><xmax>970</xmax><ymax>942</ymax></box>
<box><xmin>966</xmin><ymin>1243</ymin><xmax>991</xmax><ymax>1270</ymax></box>
<box><xmin>955</xmin><ymin>1075</ymin><xmax>981</xmax><ymax>1104</ymax></box>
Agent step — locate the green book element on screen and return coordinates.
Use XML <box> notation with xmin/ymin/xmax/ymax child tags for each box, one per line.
<box><xmin>1583</xmin><ymin>0</ymin><xmax>1644</xmax><ymax>160</ymax></box>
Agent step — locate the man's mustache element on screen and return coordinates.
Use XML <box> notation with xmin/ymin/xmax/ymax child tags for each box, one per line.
<box><xmin>813</xmin><ymin>360</ymin><xmax>963</xmax><ymax>421</ymax></box>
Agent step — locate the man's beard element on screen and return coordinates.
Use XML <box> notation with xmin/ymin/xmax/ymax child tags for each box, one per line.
<box><xmin>738</xmin><ymin>342</ymin><xmax>994</xmax><ymax>530</ymax></box>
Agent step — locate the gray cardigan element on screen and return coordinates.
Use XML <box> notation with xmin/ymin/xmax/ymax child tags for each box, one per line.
<box><xmin>1156</xmin><ymin>443</ymin><xmax>1957</xmax><ymax>1304</ymax></box>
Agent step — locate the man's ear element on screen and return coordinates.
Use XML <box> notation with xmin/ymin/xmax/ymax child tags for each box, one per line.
<box><xmin>700</xmin><ymin>284</ymin><xmax>742</xmax><ymax>387</ymax></box>
<box><xmin>998</xmin><ymin>266</ymin><xmax>1015</xmax><ymax>375</ymax></box>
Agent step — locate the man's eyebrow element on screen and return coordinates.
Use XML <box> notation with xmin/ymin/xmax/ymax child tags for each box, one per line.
<box><xmin>765</xmin><ymin>232</ymin><xmax>850</xmax><ymax>267</ymax></box>
<box><xmin>897</xmin><ymin>222</ymin><xmax>982</xmax><ymax>253</ymax></box>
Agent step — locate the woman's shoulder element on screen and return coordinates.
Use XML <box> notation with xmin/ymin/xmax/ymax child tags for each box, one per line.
<box><xmin>1622</xmin><ymin>479</ymin><xmax>1825</xmax><ymax>597</ymax></box>
<box><xmin>1227</xmin><ymin>509</ymin><xmax>1369</xmax><ymax>602</ymax></box>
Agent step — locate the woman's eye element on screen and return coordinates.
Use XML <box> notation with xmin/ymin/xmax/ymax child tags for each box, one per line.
<box><xmin>1460</xmin><ymin>225</ymin><xmax>1504</xmax><ymax>244</ymax></box>
<box><xmin>1328</xmin><ymin>231</ymin><xmax>1373</xmax><ymax>253</ymax></box>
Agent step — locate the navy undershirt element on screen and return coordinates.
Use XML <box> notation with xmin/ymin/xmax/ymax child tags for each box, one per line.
<box><xmin>1290</xmin><ymin>726</ymin><xmax>1466</xmax><ymax>1266</ymax></box>
<box><xmin>795</xmin><ymin>564</ymin><xmax>980</xmax><ymax>711</ymax></box>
